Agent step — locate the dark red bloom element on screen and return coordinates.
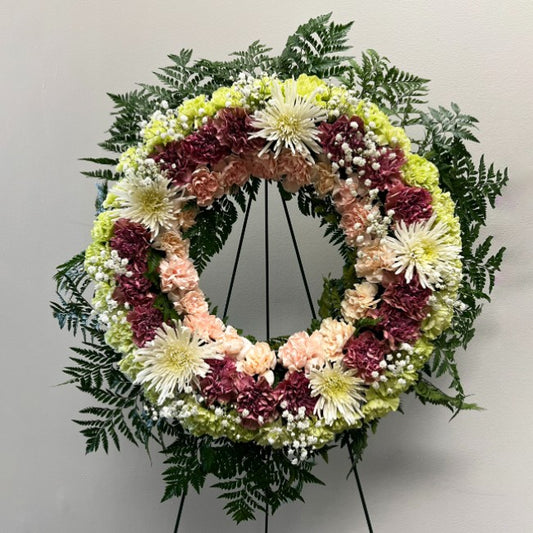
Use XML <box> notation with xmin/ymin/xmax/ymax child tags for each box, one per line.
<box><xmin>199</xmin><ymin>357</ymin><xmax>246</xmax><ymax>405</ymax></box>
<box><xmin>150</xmin><ymin>141</ymin><xmax>196</xmax><ymax>186</ymax></box>
<box><xmin>374</xmin><ymin>303</ymin><xmax>421</xmax><ymax>346</ymax></box>
<box><xmin>382</xmin><ymin>275</ymin><xmax>432</xmax><ymax>321</ymax></box>
<box><xmin>275</xmin><ymin>371</ymin><xmax>317</xmax><ymax>416</ymax></box>
<box><xmin>318</xmin><ymin>115</ymin><xmax>366</xmax><ymax>164</ymax></box>
<box><xmin>236</xmin><ymin>377</ymin><xmax>279</xmax><ymax>429</ymax></box>
<box><xmin>385</xmin><ymin>185</ymin><xmax>433</xmax><ymax>225</ymax></box>
<box><xmin>180</xmin><ymin>121</ymin><xmax>230</xmax><ymax>166</ymax></box>
<box><xmin>364</xmin><ymin>148</ymin><xmax>406</xmax><ymax>190</ymax></box>
<box><xmin>114</xmin><ymin>265</ymin><xmax>154</xmax><ymax>307</ymax></box>
<box><xmin>127</xmin><ymin>302</ymin><xmax>163</xmax><ymax>347</ymax></box>
<box><xmin>343</xmin><ymin>331</ymin><xmax>387</xmax><ymax>383</ymax></box>
<box><xmin>110</xmin><ymin>218</ymin><xmax>151</xmax><ymax>264</ymax></box>
<box><xmin>213</xmin><ymin>107</ymin><xmax>264</xmax><ymax>154</ymax></box>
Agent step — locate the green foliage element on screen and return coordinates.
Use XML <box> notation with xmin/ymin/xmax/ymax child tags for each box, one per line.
<box><xmin>278</xmin><ymin>13</ymin><xmax>353</xmax><ymax>78</ymax></box>
<box><xmin>417</xmin><ymin>103</ymin><xmax>507</xmax><ymax>412</ymax></box>
<box><xmin>342</xmin><ymin>49</ymin><xmax>430</xmax><ymax>127</ymax></box>
<box><xmin>414</xmin><ymin>378</ymin><xmax>482</xmax><ymax>415</ymax></box>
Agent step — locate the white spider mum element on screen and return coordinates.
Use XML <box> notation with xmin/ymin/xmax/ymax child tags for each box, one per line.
<box><xmin>309</xmin><ymin>363</ymin><xmax>366</xmax><ymax>426</ymax></box>
<box><xmin>113</xmin><ymin>173</ymin><xmax>183</xmax><ymax>236</ymax></box>
<box><xmin>249</xmin><ymin>80</ymin><xmax>327</xmax><ymax>160</ymax></box>
<box><xmin>134</xmin><ymin>322</ymin><xmax>219</xmax><ymax>404</ymax></box>
<box><xmin>383</xmin><ymin>215</ymin><xmax>462</xmax><ymax>289</ymax></box>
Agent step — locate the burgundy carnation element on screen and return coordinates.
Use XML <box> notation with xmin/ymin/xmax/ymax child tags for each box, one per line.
<box><xmin>236</xmin><ymin>377</ymin><xmax>279</xmax><ymax>429</ymax></box>
<box><xmin>382</xmin><ymin>275</ymin><xmax>432</xmax><ymax>321</ymax></box>
<box><xmin>127</xmin><ymin>302</ymin><xmax>163</xmax><ymax>347</ymax></box>
<box><xmin>318</xmin><ymin>115</ymin><xmax>366</xmax><ymax>163</ymax></box>
<box><xmin>275</xmin><ymin>371</ymin><xmax>317</xmax><ymax>416</ymax></box>
<box><xmin>110</xmin><ymin>218</ymin><xmax>151</xmax><ymax>264</ymax></box>
<box><xmin>213</xmin><ymin>107</ymin><xmax>264</xmax><ymax>155</ymax></box>
<box><xmin>114</xmin><ymin>264</ymin><xmax>154</xmax><ymax>307</ymax></box>
<box><xmin>150</xmin><ymin>141</ymin><xmax>196</xmax><ymax>186</ymax></box>
<box><xmin>375</xmin><ymin>303</ymin><xmax>421</xmax><ymax>346</ymax></box>
<box><xmin>180</xmin><ymin>121</ymin><xmax>230</xmax><ymax>166</ymax></box>
<box><xmin>343</xmin><ymin>331</ymin><xmax>387</xmax><ymax>383</ymax></box>
<box><xmin>364</xmin><ymin>148</ymin><xmax>406</xmax><ymax>190</ymax></box>
<box><xmin>385</xmin><ymin>185</ymin><xmax>433</xmax><ymax>225</ymax></box>
<box><xmin>199</xmin><ymin>357</ymin><xmax>247</xmax><ymax>405</ymax></box>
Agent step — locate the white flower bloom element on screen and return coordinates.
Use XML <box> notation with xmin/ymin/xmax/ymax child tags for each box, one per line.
<box><xmin>309</xmin><ymin>363</ymin><xmax>366</xmax><ymax>425</ymax></box>
<box><xmin>249</xmin><ymin>80</ymin><xmax>327</xmax><ymax>160</ymax></box>
<box><xmin>383</xmin><ymin>215</ymin><xmax>461</xmax><ymax>289</ymax></box>
<box><xmin>134</xmin><ymin>322</ymin><xmax>219</xmax><ymax>404</ymax></box>
<box><xmin>113</xmin><ymin>173</ymin><xmax>184</xmax><ymax>236</ymax></box>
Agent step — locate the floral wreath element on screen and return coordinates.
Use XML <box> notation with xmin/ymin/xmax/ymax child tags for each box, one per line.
<box><xmin>54</xmin><ymin>14</ymin><xmax>506</xmax><ymax>525</ymax></box>
<box><xmin>86</xmin><ymin>73</ymin><xmax>462</xmax><ymax>458</ymax></box>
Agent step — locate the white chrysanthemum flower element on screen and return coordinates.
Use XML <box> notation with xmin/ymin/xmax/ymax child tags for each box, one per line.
<box><xmin>134</xmin><ymin>322</ymin><xmax>219</xmax><ymax>404</ymax></box>
<box><xmin>309</xmin><ymin>363</ymin><xmax>366</xmax><ymax>425</ymax></box>
<box><xmin>113</xmin><ymin>174</ymin><xmax>183</xmax><ymax>236</ymax></box>
<box><xmin>383</xmin><ymin>215</ymin><xmax>461</xmax><ymax>289</ymax></box>
<box><xmin>249</xmin><ymin>80</ymin><xmax>327</xmax><ymax>160</ymax></box>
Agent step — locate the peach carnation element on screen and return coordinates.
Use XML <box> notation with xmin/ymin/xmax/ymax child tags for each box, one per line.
<box><xmin>278</xmin><ymin>331</ymin><xmax>326</xmax><ymax>373</ymax></box>
<box><xmin>244</xmin><ymin>151</ymin><xmax>279</xmax><ymax>180</ymax></box>
<box><xmin>188</xmin><ymin>167</ymin><xmax>224</xmax><ymax>206</ymax></box>
<box><xmin>219</xmin><ymin>156</ymin><xmax>251</xmax><ymax>188</ymax></box>
<box><xmin>159</xmin><ymin>256</ymin><xmax>199</xmax><ymax>293</ymax></box>
<box><xmin>154</xmin><ymin>230</ymin><xmax>190</xmax><ymax>257</ymax></box>
<box><xmin>277</xmin><ymin>150</ymin><xmax>312</xmax><ymax>193</ymax></box>
<box><xmin>176</xmin><ymin>207</ymin><xmax>197</xmax><ymax>231</ymax></box>
<box><xmin>173</xmin><ymin>288</ymin><xmax>209</xmax><ymax>315</ymax></box>
<box><xmin>219</xmin><ymin>325</ymin><xmax>246</xmax><ymax>358</ymax></box>
<box><xmin>355</xmin><ymin>239</ymin><xmax>395</xmax><ymax>283</ymax></box>
<box><xmin>183</xmin><ymin>312</ymin><xmax>225</xmax><ymax>342</ymax></box>
<box><xmin>341</xmin><ymin>282</ymin><xmax>379</xmax><ymax>323</ymax></box>
<box><xmin>318</xmin><ymin>318</ymin><xmax>355</xmax><ymax>360</ymax></box>
<box><xmin>311</xmin><ymin>161</ymin><xmax>338</xmax><ymax>197</ymax></box>
<box><xmin>237</xmin><ymin>342</ymin><xmax>276</xmax><ymax>384</ymax></box>
<box><xmin>340</xmin><ymin>202</ymin><xmax>378</xmax><ymax>245</ymax></box>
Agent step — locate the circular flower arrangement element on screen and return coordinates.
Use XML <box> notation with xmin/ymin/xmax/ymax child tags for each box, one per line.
<box><xmin>85</xmin><ymin>74</ymin><xmax>463</xmax><ymax>460</ymax></box>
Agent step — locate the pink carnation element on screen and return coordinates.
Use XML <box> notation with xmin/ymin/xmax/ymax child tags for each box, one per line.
<box><xmin>343</xmin><ymin>331</ymin><xmax>387</xmax><ymax>383</ymax></box>
<box><xmin>363</xmin><ymin>148</ymin><xmax>406</xmax><ymax>191</ymax></box>
<box><xmin>318</xmin><ymin>115</ymin><xmax>366</xmax><ymax>163</ymax></box>
<box><xmin>159</xmin><ymin>256</ymin><xmax>199</xmax><ymax>293</ymax></box>
<box><xmin>275</xmin><ymin>371</ymin><xmax>317</xmax><ymax>416</ymax></box>
<box><xmin>236</xmin><ymin>377</ymin><xmax>279</xmax><ymax>429</ymax></box>
<box><xmin>188</xmin><ymin>167</ymin><xmax>224</xmax><ymax>206</ymax></box>
<box><xmin>385</xmin><ymin>185</ymin><xmax>433</xmax><ymax>225</ymax></box>
<box><xmin>340</xmin><ymin>201</ymin><xmax>377</xmax><ymax>245</ymax></box>
<box><xmin>213</xmin><ymin>107</ymin><xmax>264</xmax><ymax>154</ymax></box>
<box><xmin>382</xmin><ymin>275</ymin><xmax>432</xmax><ymax>321</ymax></box>
<box><xmin>332</xmin><ymin>183</ymin><xmax>358</xmax><ymax>214</ymax></box>
<box><xmin>374</xmin><ymin>303</ymin><xmax>421</xmax><ymax>346</ymax></box>
<box><xmin>277</xmin><ymin>150</ymin><xmax>312</xmax><ymax>193</ymax></box>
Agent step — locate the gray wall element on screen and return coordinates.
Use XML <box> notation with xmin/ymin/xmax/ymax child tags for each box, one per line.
<box><xmin>2</xmin><ymin>1</ymin><xmax>532</xmax><ymax>531</ymax></box>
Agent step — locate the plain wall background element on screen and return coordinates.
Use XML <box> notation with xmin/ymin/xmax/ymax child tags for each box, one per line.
<box><xmin>1</xmin><ymin>1</ymin><xmax>532</xmax><ymax>531</ymax></box>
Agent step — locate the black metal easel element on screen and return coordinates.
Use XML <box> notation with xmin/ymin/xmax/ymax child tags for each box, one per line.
<box><xmin>173</xmin><ymin>180</ymin><xmax>374</xmax><ymax>532</ymax></box>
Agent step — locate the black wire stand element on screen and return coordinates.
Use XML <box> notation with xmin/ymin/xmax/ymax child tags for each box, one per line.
<box><xmin>172</xmin><ymin>180</ymin><xmax>374</xmax><ymax>532</ymax></box>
